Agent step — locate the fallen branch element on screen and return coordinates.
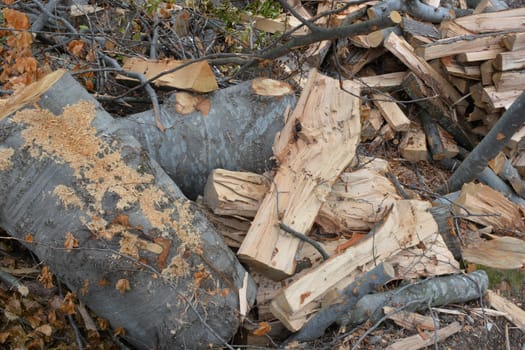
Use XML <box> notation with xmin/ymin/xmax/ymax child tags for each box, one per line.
<box><xmin>285</xmin><ymin>262</ymin><xmax>396</xmax><ymax>343</ymax></box>
<box><xmin>337</xmin><ymin>270</ymin><xmax>488</xmax><ymax>326</ymax></box>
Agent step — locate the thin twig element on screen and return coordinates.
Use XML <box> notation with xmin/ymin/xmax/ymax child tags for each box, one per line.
<box><xmin>279</xmin><ymin>223</ymin><xmax>330</xmax><ymax>260</ymax></box>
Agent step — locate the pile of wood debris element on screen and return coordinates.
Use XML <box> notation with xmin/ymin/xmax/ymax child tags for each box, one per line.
<box><xmin>194</xmin><ymin>2</ymin><xmax>525</xmax><ymax>347</ymax></box>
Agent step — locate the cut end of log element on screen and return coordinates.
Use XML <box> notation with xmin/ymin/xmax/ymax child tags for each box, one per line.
<box><xmin>251</xmin><ymin>78</ymin><xmax>294</xmax><ymax>97</ymax></box>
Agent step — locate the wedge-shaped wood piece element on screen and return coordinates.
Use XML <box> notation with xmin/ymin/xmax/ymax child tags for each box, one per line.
<box><xmin>452</xmin><ymin>8</ymin><xmax>525</xmax><ymax>34</ymax></box>
<box><xmin>415</xmin><ymin>33</ymin><xmax>506</xmax><ymax>61</ymax></box>
<box><xmin>358</xmin><ymin>72</ymin><xmax>408</xmax><ymax>92</ymax></box>
<box><xmin>270</xmin><ymin>200</ymin><xmax>438</xmax><ymax>326</ymax></box>
<box><xmin>203</xmin><ymin>169</ymin><xmax>269</xmax><ymax>217</ymax></box>
<box><xmin>371</xmin><ymin>93</ymin><xmax>410</xmax><ymax>132</ymax></box>
<box><xmin>384</xmin><ymin>33</ymin><xmax>465</xmax><ymax>112</ymax></box>
<box><xmin>237</xmin><ymin>70</ymin><xmax>361</xmax><ymax>280</ymax></box>
<box><xmin>488</xmin><ymin>153</ymin><xmax>525</xmax><ymax>197</ymax></box>
<box><xmin>494</xmin><ymin>49</ymin><xmax>525</xmax><ymax>71</ymax></box>
<box><xmin>463</xmin><ymin>234</ymin><xmax>525</xmax><ymax>269</ymax></box>
<box><xmin>119</xmin><ymin>57</ymin><xmax>218</xmax><ymax>92</ymax></box>
<box><xmin>481</xmin><ymin>59</ymin><xmax>495</xmax><ymax>85</ymax></box>
<box><xmin>503</xmin><ymin>32</ymin><xmax>525</xmax><ymax>51</ymax></box>
<box><xmin>386</xmin><ymin>322</ymin><xmax>462</xmax><ymax>350</ymax></box>
<box><xmin>383</xmin><ymin>307</ymin><xmax>437</xmax><ymax>331</ymax></box>
<box><xmin>438</xmin><ymin>127</ymin><xmax>460</xmax><ymax>159</ymax></box>
<box><xmin>399</xmin><ymin>128</ymin><xmax>428</xmax><ymax>162</ymax></box>
<box><xmin>361</xmin><ymin>106</ymin><xmax>384</xmax><ymax>141</ymax></box>
<box><xmin>457</xmin><ymin>47</ymin><xmax>505</xmax><ymax>63</ymax></box>
<box><xmin>509</xmin><ymin>124</ymin><xmax>525</xmax><ymax>153</ymax></box>
<box><xmin>487</xmin><ymin>290</ymin><xmax>525</xmax><ymax>331</ymax></box>
<box><xmin>452</xmin><ymin>182</ymin><xmax>525</xmax><ymax>230</ymax></box>
<box><xmin>316</xmin><ymin>168</ymin><xmax>402</xmax><ymax>232</ymax></box>
<box><xmin>482</xmin><ymin>86</ymin><xmax>522</xmax><ymax>109</ymax></box>
<box><xmin>493</xmin><ymin>70</ymin><xmax>525</xmax><ymax>92</ymax></box>
<box><xmin>439</xmin><ymin>20</ymin><xmax>474</xmax><ymax>38</ymax></box>
<box><xmin>442</xmin><ymin>59</ymin><xmax>481</xmax><ymax>80</ymax></box>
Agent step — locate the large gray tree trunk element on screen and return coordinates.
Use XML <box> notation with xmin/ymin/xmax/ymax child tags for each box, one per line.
<box><xmin>0</xmin><ymin>70</ymin><xmax>258</xmax><ymax>349</ymax></box>
<box><xmin>115</xmin><ymin>82</ymin><xmax>297</xmax><ymax>198</ymax></box>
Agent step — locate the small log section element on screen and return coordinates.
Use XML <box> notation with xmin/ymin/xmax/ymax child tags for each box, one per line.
<box><xmin>237</xmin><ymin>69</ymin><xmax>362</xmax><ymax>280</ymax></box>
<box><xmin>204</xmin><ymin>169</ymin><xmax>269</xmax><ymax>217</ymax></box>
<box><xmin>371</xmin><ymin>93</ymin><xmax>411</xmax><ymax>132</ymax></box>
<box><xmin>270</xmin><ymin>200</ymin><xmax>439</xmax><ymax>331</ymax></box>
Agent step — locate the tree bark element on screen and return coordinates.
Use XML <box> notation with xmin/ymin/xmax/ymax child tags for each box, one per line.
<box><xmin>0</xmin><ymin>70</ymin><xmax>256</xmax><ymax>350</ymax></box>
<box><xmin>338</xmin><ymin>270</ymin><xmax>488</xmax><ymax>326</ymax></box>
<box><xmin>114</xmin><ymin>80</ymin><xmax>296</xmax><ymax>199</ymax></box>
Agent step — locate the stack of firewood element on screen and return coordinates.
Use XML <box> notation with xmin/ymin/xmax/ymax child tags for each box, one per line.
<box><xmin>195</xmin><ymin>2</ymin><xmax>525</xmax><ymax>346</ymax></box>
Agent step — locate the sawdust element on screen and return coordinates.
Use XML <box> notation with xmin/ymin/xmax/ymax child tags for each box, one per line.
<box><xmin>11</xmin><ymin>100</ymin><xmax>202</xmax><ymax>275</ymax></box>
<box><xmin>52</xmin><ymin>185</ymin><xmax>84</xmax><ymax>209</ymax></box>
<box><xmin>162</xmin><ymin>254</ymin><xmax>191</xmax><ymax>279</ymax></box>
<box><xmin>0</xmin><ymin>147</ymin><xmax>15</xmax><ymax>171</ymax></box>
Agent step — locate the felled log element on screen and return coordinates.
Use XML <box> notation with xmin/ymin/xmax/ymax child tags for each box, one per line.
<box><xmin>493</xmin><ymin>70</ymin><xmax>525</xmax><ymax>92</ymax></box>
<box><xmin>401</xmin><ymin>16</ymin><xmax>440</xmax><ymax>40</ymax></box>
<box><xmin>442</xmin><ymin>59</ymin><xmax>481</xmax><ymax>80</ymax></box>
<box><xmin>352</xmin><ymin>26</ymin><xmax>402</xmax><ymax>48</ymax></box>
<box><xmin>361</xmin><ymin>106</ymin><xmax>384</xmax><ymax>140</ymax></box>
<box><xmin>482</xmin><ymin>85</ymin><xmax>522</xmax><ymax>109</ymax></box>
<box><xmin>357</xmin><ymin>72</ymin><xmax>408</xmax><ymax>92</ymax></box>
<box><xmin>203</xmin><ymin>169</ymin><xmax>269</xmax><ymax>218</ymax></box>
<box><xmin>316</xmin><ymin>167</ymin><xmax>401</xmax><ymax>232</ymax></box>
<box><xmin>337</xmin><ymin>270</ymin><xmax>488</xmax><ymax>326</ymax></box>
<box><xmin>481</xmin><ymin>59</ymin><xmax>496</xmax><ymax>84</ymax></box>
<box><xmin>0</xmin><ymin>70</ymin><xmax>256</xmax><ymax>350</ymax></box>
<box><xmin>114</xmin><ymin>78</ymin><xmax>296</xmax><ymax>199</ymax></box>
<box><xmin>237</xmin><ymin>70</ymin><xmax>361</xmax><ymax>280</ymax></box>
<box><xmin>446</xmin><ymin>91</ymin><xmax>525</xmax><ymax>192</ymax></box>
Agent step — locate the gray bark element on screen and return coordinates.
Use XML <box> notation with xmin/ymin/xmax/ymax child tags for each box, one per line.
<box><xmin>114</xmin><ymin>83</ymin><xmax>297</xmax><ymax>199</ymax></box>
<box><xmin>337</xmin><ymin>270</ymin><xmax>488</xmax><ymax>326</ymax></box>
<box><xmin>0</xmin><ymin>71</ymin><xmax>256</xmax><ymax>350</ymax></box>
